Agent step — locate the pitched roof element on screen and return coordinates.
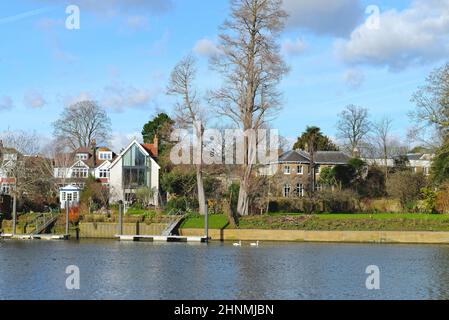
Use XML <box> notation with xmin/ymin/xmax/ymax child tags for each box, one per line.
<box><xmin>314</xmin><ymin>151</ymin><xmax>351</xmax><ymax>164</ymax></box>
<box><xmin>278</xmin><ymin>150</ymin><xmax>350</xmax><ymax>165</ymax></box>
<box><xmin>279</xmin><ymin>150</ymin><xmax>310</xmax><ymax>162</ymax></box>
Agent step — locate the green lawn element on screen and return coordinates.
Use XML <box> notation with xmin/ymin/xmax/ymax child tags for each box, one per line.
<box><xmin>181</xmin><ymin>214</ymin><xmax>230</xmax><ymax>229</ymax></box>
<box><xmin>181</xmin><ymin>213</ymin><xmax>449</xmax><ymax>232</ymax></box>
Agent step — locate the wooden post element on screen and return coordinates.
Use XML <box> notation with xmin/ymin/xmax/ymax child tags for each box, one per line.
<box><xmin>204</xmin><ymin>201</ymin><xmax>208</xmax><ymax>243</ymax></box>
<box><xmin>12</xmin><ymin>195</ymin><xmax>17</xmax><ymax>235</ymax></box>
<box><xmin>118</xmin><ymin>202</ymin><xmax>123</xmax><ymax>236</ymax></box>
<box><xmin>65</xmin><ymin>202</ymin><xmax>69</xmax><ymax>236</ymax></box>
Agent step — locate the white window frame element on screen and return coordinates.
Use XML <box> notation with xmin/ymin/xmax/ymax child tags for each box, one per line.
<box><xmin>284</xmin><ymin>166</ymin><xmax>291</xmax><ymax>175</ymax></box>
<box><xmin>297</xmin><ymin>165</ymin><xmax>304</xmax><ymax>175</ymax></box>
<box><xmin>283</xmin><ymin>184</ymin><xmax>291</xmax><ymax>197</ymax></box>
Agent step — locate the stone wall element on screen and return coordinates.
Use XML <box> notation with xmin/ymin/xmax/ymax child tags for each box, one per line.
<box><xmin>180</xmin><ymin>228</ymin><xmax>449</xmax><ymax>244</ymax></box>
<box><xmin>79</xmin><ymin>222</ymin><xmax>167</xmax><ymax>239</ymax></box>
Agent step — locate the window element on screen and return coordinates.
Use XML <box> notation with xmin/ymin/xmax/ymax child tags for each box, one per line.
<box><xmin>315</xmin><ymin>184</ymin><xmax>323</xmax><ymax>192</ymax></box>
<box><xmin>297</xmin><ymin>165</ymin><xmax>304</xmax><ymax>175</ymax></box>
<box><xmin>76</xmin><ymin>154</ymin><xmax>88</xmax><ymax>160</ymax></box>
<box><xmin>424</xmin><ymin>167</ymin><xmax>430</xmax><ymax>176</ymax></box>
<box><xmin>316</xmin><ymin>165</ymin><xmax>321</xmax><ymax>174</ymax></box>
<box><xmin>122</xmin><ymin>145</ymin><xmax>148</xmax><ymax>189</ymax></box>
<box><xmin>284</xmin><ymin>166</ymin><xmax>291</xmax><ymax>175</ymax></box>
<box><xmin>61</xmin><ymin>192</ymin><xmax>66</xmax><ymax>201</ymax></box>
<box><xmin>99</xmin><ymin>152</ymin><xmax>112</xmax><ymax>160</ymax></box>
<box><xmin>67</xmin><ymin>193</ymin><xmax>73</xmax><ymax>202</ymax></box>
<box><xmin>296</xmin><ymin>184</ymin><xmax>304</xmax><ymax>197</ymax></box>
<box><xmin>99</xmin><ymin>169</ymin><xmax>109</xmax><ymax>178</ymax></box>
<box><xmin>72</xmin><ymin>168</ymin><xmax>88</xmax><ymax>178</ymax></box>
<box><xmin>283</xmin><ymin>184</ymin><xmax>291</xmax><ymax>197</ymax></box>
<box><xmin>73</xmin><ymin>192</ymin><xmax>78</xmax><ymax>202</ymax></box>
<box><xmin>1</xmin><ymin>183</ymin><xmax>11</xmax><ymax>194</ymax></box>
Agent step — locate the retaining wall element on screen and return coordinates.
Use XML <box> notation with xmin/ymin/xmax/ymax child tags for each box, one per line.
<box><xmin>179</xmin><ymin>228</ymin><xmax>449</xmax><ymax>244</ymax></box>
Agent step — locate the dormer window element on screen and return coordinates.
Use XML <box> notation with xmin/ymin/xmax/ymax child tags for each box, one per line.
<box><xmin>99</xmin><ymin>152</ymin><xmax>112</xmax><ymax>160</ymax></box>
<box><xmin>76</xmin><ymin>153</ymin><xmax>88</xmax><ymax>161</ymax></box>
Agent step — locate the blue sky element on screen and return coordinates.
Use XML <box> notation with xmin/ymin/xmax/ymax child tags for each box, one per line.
<box><xmin>1</xmin><ymin>0</ymin><xmax>448</xmax><ymax>152</ymax></box>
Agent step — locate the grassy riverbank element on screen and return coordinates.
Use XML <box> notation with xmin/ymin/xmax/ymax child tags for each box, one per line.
<box><xmin>181</xmin><ymin>213</ymin><xmax>449</xmax><ymax>232</ymax></box>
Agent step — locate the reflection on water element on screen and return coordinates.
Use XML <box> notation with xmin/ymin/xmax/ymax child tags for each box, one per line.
<box><xmin>0</xmin><ymin>240</ymin><xmax>448</xmax><ymax>300</ymax></box>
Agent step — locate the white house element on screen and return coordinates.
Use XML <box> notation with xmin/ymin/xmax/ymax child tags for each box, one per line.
<box><xmin>109</xmin><ymin>138</ymin><xmax>160</xmax><ymax>207</ymax></box>
<box><xmin>53</xmin><ymin>143</ymin><xmax>117</xmax><ymax>188</ymax></box>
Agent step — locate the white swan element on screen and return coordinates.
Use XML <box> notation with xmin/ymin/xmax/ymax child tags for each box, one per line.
<box><xmin>233</xmin><ymin>240</ymin><xmax>242</xmax><ymax>247</ymax></box>
<box><xmin>250</xmin><ymin>241</ymin><xmax>259</xmax><ymax>247</ymax></box>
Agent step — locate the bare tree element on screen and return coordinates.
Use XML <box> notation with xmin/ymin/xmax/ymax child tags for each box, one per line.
<box><xmin>0</xmin><ymin>131</ymin><xmax>54</xmax><ymax>219</ymax></box>
<box><xmin>336</xmin><ymin>104</ymin><xmax>371</xmax><ymax>157</ymax></box>
<box><xmin>209</xmin><ymin>0</ymin><xmax>289</xmax><ymax>216</ymax></box>
<box><xmin>373</xmin><ymin>117</ymin><xmax>393</xmax><ymax>178</ymax></box>
<box><xmin>53</xmin><ymin>100</ymin><xmax>111</xmax><ymax>150</ymax></box>
<box><xmin>410</xmin><ymin>62</ymin><xmax>449</xmax><ymax>147</ymax></box>
<box><xmin>167</xmin><ymin>55</ymin><xmax>207</xmax><ymax>216</ymax></box>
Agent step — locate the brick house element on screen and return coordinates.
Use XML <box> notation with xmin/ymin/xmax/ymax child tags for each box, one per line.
<box><xmin>261</xmin><ymin>150</ymin><xmax>351</xmax><ymax>198</ymax></box>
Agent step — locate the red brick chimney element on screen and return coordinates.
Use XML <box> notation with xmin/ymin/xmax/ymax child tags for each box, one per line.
<box><xmin>153</xmin><ymin>134</ymin><xmax>158</xmax><ymax>157</ymax></box>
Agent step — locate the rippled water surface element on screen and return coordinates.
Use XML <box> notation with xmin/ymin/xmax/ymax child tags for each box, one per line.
<box><xmin>0</xmin><ymin>240</ymin><xmax>448</xmax><ymax>300</ymax></box>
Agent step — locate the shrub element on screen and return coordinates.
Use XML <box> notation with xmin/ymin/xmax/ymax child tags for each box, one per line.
<box><xmin>165</xmin><ymin>196</ymin><xmax>198</xmax><ymax>214</ymax></box>
<box><xmin>436</xmin><ymin>183</ymin><xmax>449</xmax><ymax>213</ymax></box>
<box><xmin>420</xmin><ymin>188</ymin><xmax>438</xmax><ymax>214</ymax></box>
<box><xmin>318</xmin><ymin>190</ymin><xmax>358</xmax><ymax>213</ymax></box>
<box><xmin>386</xmin><ymin>171</ymin><xmax>427</xmax><ymax>211</ymax></box>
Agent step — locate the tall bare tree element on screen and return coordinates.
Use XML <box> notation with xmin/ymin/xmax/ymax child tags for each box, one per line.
<box><xmin>53</xmin><ymin>100</ymin><xmax>111</xmax><ymax>150</ymax></box>
<box><xmin>336</xmin><ymin>104</ymin><xmax>371</xmax><ymax>157</ymax></box>
<box><xmin>373</xmin><ymin>117</ymin><xmax>393</xmax><ymax>179</ymax></box>
<box><xmin>410</xmin><ymin>62</ymin><xmax>449</xmax><ymax>147</ymax></box>
<box><xmin>209</xmin><ymin>0</ymin><xmax>288</xmax><ymax>216</ymax></box>
<box><xmin>167</xmin><ymin>55</ymin><xmax>207</xmax><ymax>216</ymax></box>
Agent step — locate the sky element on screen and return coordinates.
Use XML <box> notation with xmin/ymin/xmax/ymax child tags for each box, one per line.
<box><xmin>1</xmin><ymin>0</ymin><xmax>448</xmax><ymax>152</ymax></box>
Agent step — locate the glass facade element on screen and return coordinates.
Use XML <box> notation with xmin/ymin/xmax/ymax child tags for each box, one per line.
<box><xmin>122</xmin><ymin>145</ymin><xmax>149</xmax><ymax>189</ymax></box>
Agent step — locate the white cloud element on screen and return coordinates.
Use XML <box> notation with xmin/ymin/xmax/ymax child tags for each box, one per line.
<box><xmin>101</xmin><ymin>82</ymin><xmax>160</xmax><ymax>112</ymax></box>
<box><xmin>283</xmin><ymin>0</ymin><xmax>363</xmax><ymax>37</ymax></box>
<box><xmin>23</xmin><ymin>90</ymin><xmax>46</xmax><ymax>109</ymax></box>
<box><xmin>125</xmin><ymin>15</ymin><xmax>150</xmax><ymax>29</ymax></box>
<box><xmin>343</xmin><ymin>69</ymin><xmax>365</xmax><ymax>89</ymax></box>
<box><xmin>111</xmin><ymin>131</ymin><xmax>142</xmax><ymax>153</ymax></box>
<box><xmin>63</xmin><ymin>92</ymin><xmax>93</xmax><ymax>107</ymax></box>
<box><xmin>193</xmin><ymin>38</ymin><xmax>221</xmax><ymax>58</ymax></box>
<box><xmin>281</xmin><ymin>38</ymin><xmax>307</xmax><ymax>56</ymax></box>
<box><xmin>335</xmin><ymin>0</ymin><xmax>449</xmax><ymax>70</ymax></box>
<box><xmin>0</xmin><ymin>96</ymin><xmax>14</xmax><ymax>111</ymax></box>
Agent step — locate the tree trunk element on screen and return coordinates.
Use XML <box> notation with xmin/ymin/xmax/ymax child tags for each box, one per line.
<box><xmin>197</xmin><ymin>166</ymin><xmax>207</xmax><ymax>216</ymax></box>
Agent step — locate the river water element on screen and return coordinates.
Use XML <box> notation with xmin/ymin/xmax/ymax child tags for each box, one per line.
<box><xmin>0</xmin><ymin>240</ymin><xmax>448</xmax><ymax>300</ymax></box>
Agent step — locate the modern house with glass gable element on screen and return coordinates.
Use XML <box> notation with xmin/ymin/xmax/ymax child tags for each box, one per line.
<box><xmin>109</xmin><ymin>138</ymin><xmax>160</xmax><ymax>207</ymax></box>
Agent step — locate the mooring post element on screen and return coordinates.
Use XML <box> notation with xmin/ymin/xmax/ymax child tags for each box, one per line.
<box><xmin>65</xmin><ymin>202</ymin><xmax>69</xmax><ymax>237</ymax></box>
<box><xmin>12</xmin><ymin>195</ymin><xmax>17</xmax><ymax>236</ymax></box>
<box><xmin>205</xmin><ymin>201</ymin><xmax>209</xmax><ymax>243</ymax></box>
<box><xmin>118</xmin><ymin>201</ymin><xmax>123</xmax><ymax>236</ymax></box>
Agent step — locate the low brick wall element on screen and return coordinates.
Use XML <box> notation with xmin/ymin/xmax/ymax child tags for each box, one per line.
<box><xmin>79</xmin><ymin>222</ymin><xmax>168</xmax><ymax>239</ymax></box>
<box><xmin>179</xmin><ymin>228</ymin><xmax>449</xmax><ymax>244</ymax></box>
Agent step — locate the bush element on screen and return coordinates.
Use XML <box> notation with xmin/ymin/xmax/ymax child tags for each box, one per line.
<box><xmin>420</xmin><ymin>188</ymin><xmax>438</xmax><ymax>214</ymax></box>
<box><xmin>165</xmin><ymin>196</ymin><xmax>198</xmax><ymax>214</ymax></box>
<box><xmin>386</xmin><ymin>171</ymin><xmax>427</xmax><ymax>211</ymax></box>
<box><xmin>436</xmin><ymin>183</ymin><xmax>449</xmax><ymax>213</ymax></box>
<box><xmin>318</xmin><ymin>190</ymin><xmax>359</xmax><ymax>213</ymax></box>
<box><xmin>267</xmin><ymin>194</ymin><xmax>357</xmax><ymax>214</ymax></box>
